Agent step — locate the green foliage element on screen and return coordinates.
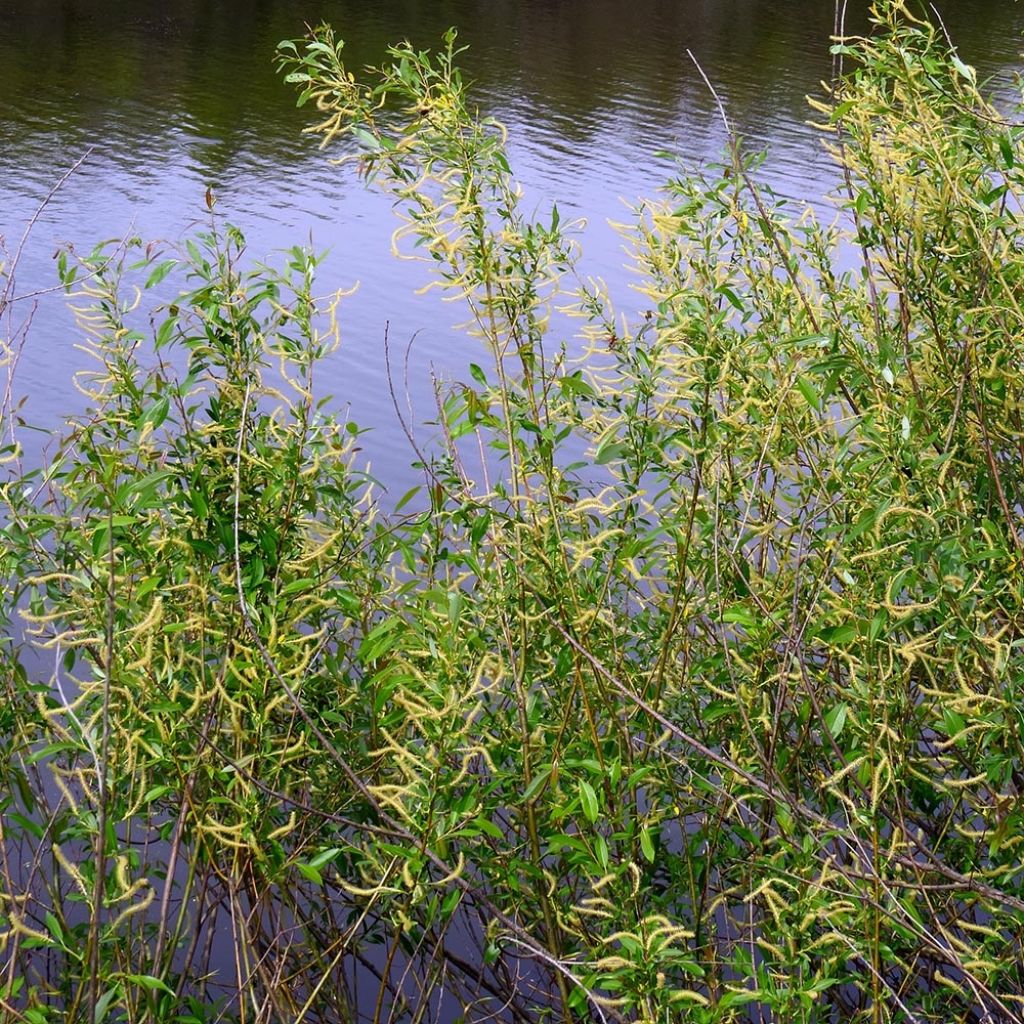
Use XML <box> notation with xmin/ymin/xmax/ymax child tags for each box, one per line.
<box><xmin>3</xmin><ymin>2</ymin><xmax>1024</xmax><ymax>1021</ymax></box>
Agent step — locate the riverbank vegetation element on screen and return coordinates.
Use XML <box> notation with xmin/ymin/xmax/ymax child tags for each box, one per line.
<box><xmin>3</xmin><ymin>2</ymin><xmax>1024</xmax><ymax>1021</ymax></box>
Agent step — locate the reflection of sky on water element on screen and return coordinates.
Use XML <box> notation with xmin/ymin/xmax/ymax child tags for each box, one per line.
<box><xmin>2</xmin><ymin>0</ymin><xmax>1024</xmax><ymax>488</ymax></box>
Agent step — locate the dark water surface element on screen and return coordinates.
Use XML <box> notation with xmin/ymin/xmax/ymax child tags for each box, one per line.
<box><xmin>3</xmin><ymin>0</ymin><xmax>1024</xmax><ymax>487</ymax></box>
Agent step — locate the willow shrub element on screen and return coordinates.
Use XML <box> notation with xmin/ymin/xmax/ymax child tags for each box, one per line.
<box><xmin>3</xmin><ymin>2</ymin><xmax>1024</xmax><ymax>1022</ymax></box>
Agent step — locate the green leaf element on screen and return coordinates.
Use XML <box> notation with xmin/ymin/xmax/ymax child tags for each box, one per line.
<box><xmin>579</xmin><ymin>780</ymin><xmax>599</xmax><ymax>823</ymax></box>
<box><xmin>595</xmin><ymin>442</ymin><xmax>628</xmax><ymax>465</ymax></box>
<box><xmin>155</xmin><ymin>316</ymin><xmax>177</xmax><ymax>350</ymax></box>
<box><xmin>280</xmin><ymin>577</ymin><xmax>316</xmax><ymax>596</ymax></box>
<box><xmin>308</xmin><ymin>847</ymin><xmax>343</xmax><ymax>870</ymax></box>
<box><xmin>719</xmin><ymin>991</ymin><xmax>762</xmax><ymax>1009</ymax></box>
<box><xmin>942</xmin><ymin>707</ymin><xmax>966</xmax><ymax>741</ymax></box>
<box><xmin>703</xmin><ymin>700</ymin><xmax>735</xmax><ymax>724</ymax></box>
<box><xmin>470</xmin><ymin>816</ymin><xmax>504</xmax><ymax>840</ymax></box>
<box><xmin>441</xmin><ymin>887</ymin><xmax>461</xmax><ymax>917</ymax></box>
<box><xmin>144</xmin><ymin>259</ymin><xmax>178</xmax><ymax>289</ymax></box>
<box><xmin>1000</xmin><ymin>132</ymin><xmax>1015</xmax><ymax>169</ymax></box>
<box><xmin>560</xmin><ymin>373</ymin><xmax>596</xmax><ymax>399</ymax></box>
<box><xmin>824</xmin><ymin>703</ymin><xmax>848</xmax><ymax>739</ymax></box>
<box><xmin>716</xmin><ymin>284</ymin><xmax>745</xmax><ymax>313</ymax></box>
<box><xmin>94</xmin><ymin>986</ymin><xmax>120</xmax><ymax>1024</ymax></box>
<box><xmin>523</xmin><ymin>767</ymin><xmax>553</xmax><ymax>801</ymax></box>
<box><xmin>352</xmin><ymin>125</ymin><xmax>381</xmax><ymax>151</ymax></box>
<box><xmin>123</xmin><ymin>974</ymin><xmax>174</xmax><ymax>994</ymax></box>
<box><xmin>139</xmin><ymin>396</ymin><xmax>170</xmax><ymax>431</ymax></box>
<box><xmin>868</xmin><ymin>612</ymin><xmax>887</xmax><ymax>641</ymax></box>
<box><xmin>950</xmin><ymin>54</ymin><xmax>976</xmax><ymax>84</ymax></box>
<box><xmin>722</xmin><ymin>605</ymin><xmax>756</xmax><ymax>628</ymax></box>
<box><xmin>359</xmin><ymin>618</ymin><xmax>402</xmax><ymax>663</ymax></box>
<box><xmin>25</xmin><ymin>742</ymin><xmax>77</xmax><ymax>766</ymax></box>
<box><xmin>118</xmin><ymin>470</ymin><xmax>175</xmax><ymax>508</ymax></box>
<box><xmin>819</xmin><ymin>623</ymin><xmax>858</xmax><ymax>645</ymax></box>
<box><xmin>294</xmin><ymin>862</ymin><xmax>322</xmax><ymax>885</ymax></box>
<box><xmin>796</xmin><ymin>374</ymin><xmax>820</xmax><ymax>411</ymax></box>
<box><xmin>447</xmin><ymin>589</ymin><xmax>462</xmax><ymax>624</ymax></box>
<box><xmin>8</xmin><ymin>813</ymin><xmax>43</xmax><ymax>841</ymax></box>
<box><xmin>394</xmin><ymin>485</ymin><xmax>421</xmax><ymax>512</ymax></box>
<box><xmin>639</xmin><ymin>827</ymin><xmax>655</xmax><ymax>863</ymax></box>
<box><xmin>45</xmin><ymin>911</ymin><xmax>65</xmax><ymax>947</ymax></box>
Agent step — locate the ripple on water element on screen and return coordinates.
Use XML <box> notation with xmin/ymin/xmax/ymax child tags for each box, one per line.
<box><xmin>3</xmin><ymin>0</ymin><xmax>1024</xmax><ymax>487</ymax></box>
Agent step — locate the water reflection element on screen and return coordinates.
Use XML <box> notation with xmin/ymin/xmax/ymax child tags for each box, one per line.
<box><xmin>2</xmin><ymin>0</ymin><xmax>1023</xmax><ymax>485</ymax></box>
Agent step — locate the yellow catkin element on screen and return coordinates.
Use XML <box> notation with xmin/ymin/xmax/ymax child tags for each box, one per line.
<box><xmin>870</xmin><ymin>752</ymin><xmax>890</xmax><ymax>813</ymax></box>
<box><xmin>50</xmin><ymin>844</ymin><xmax>90</xmax><ymax>899</ymax></box>
<box><xmin>666</xmin><ymin>989</ymin><xmax>710</xmax><ymax>1006</ymax></box>
<box><xmin>338</xmin><ymin>878</ymin><xmax>402</xmax><ymax>899</ymax></box>
<box><xmin>7</xmin><ymin>912</ymin><xmax>51</xmax><ymax>945</ymax></box>
<box><xmin>822</xmin><ymin>755</ymin><xmax>868</xmax><ymax>789</ymax></box>
<box><xmin>267</xmin><ymin>811</ymin><xmax>298</xmax><ymax>841</ymax></box>
<box><xmin>944</xmin><ymin>772</ymin><xmax>991</xmax><ymax>788</ymax></box>
<box><xmin>50</xmin><ymin>771</ymin><xmax>86</xmax><ymax>817</ymax></box>
<box><xmin>756</xmin><ymin>937</ymin><xmax>786</xmax><ymax>959</ymax></box>
<box><xmin>956</xmin><ymin>919</ymin><xmax>1006</xmax><ymax>941</ymax></box>
<box><xmin>107</xmin><ymin>885</ymin><xmax>155</xmax><ymax>932</ymax></box>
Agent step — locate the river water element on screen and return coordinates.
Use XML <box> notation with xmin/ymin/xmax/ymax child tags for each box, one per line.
<box><xmin>2</xmin><ymin>0</ymin><xmax>1024</xmax><ymax>489</ymax></box>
